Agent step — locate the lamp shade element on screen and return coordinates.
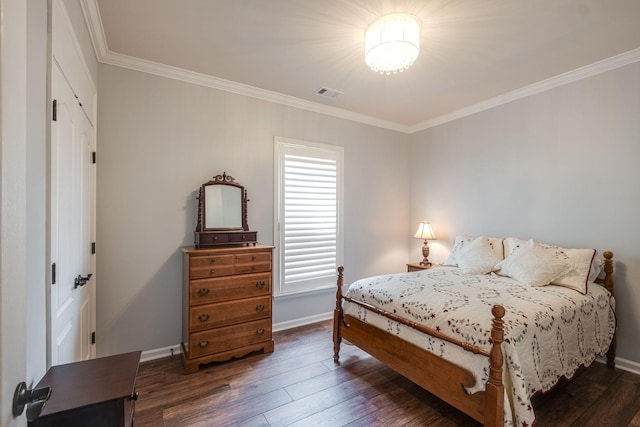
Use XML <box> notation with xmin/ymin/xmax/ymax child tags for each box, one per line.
<box><xmin>365</xmin><ymin>13</ymin><xmax>420</xmax><ymax>75</ymax></box>
<box><xmin>413</xmin><ymin>221</ymin><xmax>435</xmax><ymax>240</ymax></box>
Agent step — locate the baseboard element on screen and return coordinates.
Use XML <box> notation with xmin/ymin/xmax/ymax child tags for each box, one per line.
<box><xmin>597</xmin><ymin>355</ymin><xmax>640</xmax><ymax>376</ymax></box>
<box><xmin>140</xmin><ymin>312</ymin><xmax>334</xmax><ymax>362</ymax></box>
<box><xmin>140</xmin><ymin>344</ymin><xmax>182</xmax><ymax>363</ymax></box>
<box><xmin>272</xmin><ymin>311</ymin><xmax>333</xmax><ymax>332</ymax></box>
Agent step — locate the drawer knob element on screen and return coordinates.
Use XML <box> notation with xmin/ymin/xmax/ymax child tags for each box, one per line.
<box><xmin>256</xmin><ymin>328</ymin><xmax>265</xmax><ymax>335</ymax></box>
<box><xmin>210</xmin><ymin>269</ymin><xmax>216</xmax><ymax>274</ymax></box>
<box><xmin>256</xmin><ymin>281</ymin><xmax>265</xmax><ymax>289</ymax></box>
<box><xmin>198</xmin><ymin>288</ymin><xmax>210</xmax><ymax>297</ymax></box>
<box><xmin>209</xmin><ymin>259</ymin><xmax>216</xmax><ymax>264</ymax></box>
<box><xmin>131</xmin><ymin>391</ymin><xmax>139</xmax><ymax>401</ymax></box>
<box><xmin>198</xmin><ymin>313</ymin><xmax>210</xmax><ymax>322</ymax></box>
<box><xmin>256</xmin><ymin>304</ymin><xmax>265</xmax><ymax>312</ymax></box>
<box><xmin>199</xmin><ymin>341</ymin><xmax>209</xmax><ymax>348</ymax></box>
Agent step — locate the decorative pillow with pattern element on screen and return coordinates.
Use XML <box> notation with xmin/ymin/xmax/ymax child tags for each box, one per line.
<box><xmin>443</xmin><ymin>235</ymin><xmax>504</xmax><ymax>267</ymax></box>
<box><xmin>502</xmin><ymin>237</ymin><xmax>596</xmax><ymax>294</ymax></box>
<box><xmin>456</xmin><ymin>236</ymin><xmax>503</xmax><ymax>274</ymax></box>
<box><xmin>495</xmin><ymin>239</ymin><xmax>572</xmax><ymax>287</ymax></box>
<box><xmin>503</xmin><ymin>237</ymin><xmax>528</xmax><ymax>258</ymax></box>
<box><xmin>542</xmin><ymin>244</ymin><xmax>596</xmax><ymax>294</ymax></box>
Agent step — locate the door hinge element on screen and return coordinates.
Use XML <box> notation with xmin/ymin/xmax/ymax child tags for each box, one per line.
<box><xmin>91</xmin><ymin>331</ymin><xmax>96</xmax><ymax>344</ymax></box>
<box><xmin>91</xmin><ymin>242</ymin><xmax>96</xmax><ymax>254</ymax></box>
<box><xmin>51</xmin><ymin>263</ymin><xmax>56</xmax><ymax>285</ymax></box>
<box><xmin>91</xmin><ymin>151</ymin><xmax>96</xmax><ymax>164</ymax></box>
<box><xmin>52</xmin><ymin>99</ymin><xmax>57</xmax><ymax>121</ymax></box>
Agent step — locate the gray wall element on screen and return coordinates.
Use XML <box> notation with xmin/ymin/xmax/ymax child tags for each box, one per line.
<box><xmin>96</xmin><ymin>64</ymin><xmax>410</xmax><ymax>356</ymax></box>
<box><xmin>409</xmin><ymin>61</ymin><xmax>640</xmax><ymax>366</ymax></box>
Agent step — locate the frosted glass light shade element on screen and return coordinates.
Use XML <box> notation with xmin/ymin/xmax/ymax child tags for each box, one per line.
<box><xmin>365</xmin><ymin>13</ymin><xmax>421</xmax><ymax>75</ymax></box>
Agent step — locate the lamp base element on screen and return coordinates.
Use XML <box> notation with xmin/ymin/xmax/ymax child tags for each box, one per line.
<box><xmin>420</xmin><ymin>240</ymin><xmax>431</xmax><ymax>267</ymax></box>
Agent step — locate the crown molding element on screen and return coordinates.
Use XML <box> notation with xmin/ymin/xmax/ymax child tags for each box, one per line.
<box><xmin>409</xmin><ymin>47</ymin><xmax>640</xmax><ymax>133</ymax></box>
<box><xmin>80</xmin><ymin>0</ymin><xmax>640</xmax><ymax>135</ymax></box>
<box><xmin>99</xmin><ymin>49</ymin><xmax>410</xmax><ymax>133</ymax></box>
<box><xmin>80</xmin><ymin>0</ymin><xmax>108</xmax><ymax>62</ymax></box>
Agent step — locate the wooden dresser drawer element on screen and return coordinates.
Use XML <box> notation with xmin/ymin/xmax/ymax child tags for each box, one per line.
<box><xmin>234</xmin><ymin>261</ymin><xmax>271</xmax><ymax>275</ymax></box>
<box><xmin>189</xmin><ymin>273</ymin><xmax>271</xmax><ymax>305</ymax></box>
<box><xmin>228</xmin><ymin>232</ymin><xmax>259</xmax><ymax>244</ymax></box>
<box><xmin>189</xmin><ymin>296</ymin><xmax>271</xmax><ymax>332</ymax></box>
<box><xmin>188</xmin><ymin>318</ymin><xmax>272</xmax><ymax>358</ymax></box>
<box><xmin>235</xmin><ymin>252</ymin><xmax>272</xmax><ymax>264</ymax></box>
<box><xmin>189</xmin><ymin>264</ymin><xmax>233</xmax><ymax>280</ymax></box>
<box><xmin>190</xmin><ymin>254</ymin><xmax>234</xmax><ymax>267</ymax></box>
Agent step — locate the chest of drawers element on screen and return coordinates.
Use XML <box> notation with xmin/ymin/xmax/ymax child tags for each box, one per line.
<box><xmin>181</xmin><ymin>245</ymin><xmax>274</xmax><ymax>373</ymax></box>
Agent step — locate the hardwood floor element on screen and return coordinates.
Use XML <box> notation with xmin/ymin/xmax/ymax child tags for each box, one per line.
<box><xmin>135</xmin><ymin>321</ymin><xmax>640</xmax><ymax>427</ymax></box>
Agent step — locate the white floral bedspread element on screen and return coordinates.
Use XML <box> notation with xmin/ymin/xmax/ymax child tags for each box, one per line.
<box><xmin>343</xmin><ymin>266</ymin><xmax>615</xmax><ymax>427</ymax></box>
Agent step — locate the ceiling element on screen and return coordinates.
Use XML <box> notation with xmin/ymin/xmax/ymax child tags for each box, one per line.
<box><xmin>88</xmin><ymin>0</ymin><xmax>640</xmax><ymax>132</ymax></box>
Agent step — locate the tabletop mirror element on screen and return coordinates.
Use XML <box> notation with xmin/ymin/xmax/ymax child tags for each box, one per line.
<box><xmin>194</xmin><ymin>172</ymin><xmax>257</xmax><ymax>247</ymax></box>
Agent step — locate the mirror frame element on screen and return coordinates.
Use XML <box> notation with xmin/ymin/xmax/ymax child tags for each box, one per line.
<box><xmin>194</xmin><ymin>172</ymin><xmax>257</xmax><ymax>247</ymax></box>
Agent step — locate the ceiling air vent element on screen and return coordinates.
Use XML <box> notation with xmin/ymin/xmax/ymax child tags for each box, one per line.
<box><xmin>314</xmin><ymin>87</ymin><xmax>343</xmax><ymax>100</ymax></box>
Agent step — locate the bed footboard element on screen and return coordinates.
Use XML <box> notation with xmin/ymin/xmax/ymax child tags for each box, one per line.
<box><xmin>333</xmin><ymin>266</ymin><xmax>504</xmax><ymax>427</ymax></box>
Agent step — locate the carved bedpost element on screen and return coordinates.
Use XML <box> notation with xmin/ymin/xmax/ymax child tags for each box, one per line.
<box><xmin>603</xmin><ymin>251</ymin><xmax>616</xmax><ymax>367</ymax></box>
<box><xmin>333</xmin><ymin>266</ymin><xmax>345</xmax><ymax>363</ymax></box>
<box><xmin>602</xmin><ymin>251</ymin><xmax>614</xmax><ymax>295</ymax></box>
<box><xmin>484</xmin><ymin>304</ymin><xmax>505</xmax><ymax>427</ymax></box>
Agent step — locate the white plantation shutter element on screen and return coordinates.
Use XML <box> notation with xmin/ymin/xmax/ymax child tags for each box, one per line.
<box><xmin>274</xmin><ymin>138</ymin><xmax>343</xmax><ymax>295</ymax></box>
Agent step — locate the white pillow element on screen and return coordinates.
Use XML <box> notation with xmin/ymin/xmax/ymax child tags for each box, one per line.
<box><xmin>502</xmin><ymin>237</ymin><xmax>596</xmax><ymax>294</ymax></box>
<box><xmin>588</xmin><ymin>253</ymin><xmax>604</xmax><ymax>283</ymax></box>
<box><xmin>444</xmin><ymin>235</ymin><xmax>504</xmax><ymax>266</ymax></box>
<box><xmin>496</xmin><ymin>240</ymin><xmax>572</xmax><ymax>287</ymax></box>
<box><xmin>443</xmin><ymin>235</ymin><xmax>471</xmax><ymax>266</ymax></box>
<box><xmin>503</xmin><ymin>236</ymin><xmax>527</xmax><ymax>258</ymax></box>
<box><xmin>542</xmin><ymin>244</ymin><xmax>595</xmax><ymax>294</ymax></box>
<box><xmin>456</xmin><ymin>236</ymin><xmax>503</xmax><ymax>275</ymax></box>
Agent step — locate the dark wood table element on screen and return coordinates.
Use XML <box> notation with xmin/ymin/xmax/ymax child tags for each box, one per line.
<box><xmin>29</xmin><ymin>351</ymin><xmax>141</xmax><ymax>427</ymax></box>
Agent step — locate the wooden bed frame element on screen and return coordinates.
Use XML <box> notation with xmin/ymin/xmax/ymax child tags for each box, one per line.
<box><xmin>333</xmin><ymin>251</ymin><xmax>615</xmax><ymax>427</ymax></box>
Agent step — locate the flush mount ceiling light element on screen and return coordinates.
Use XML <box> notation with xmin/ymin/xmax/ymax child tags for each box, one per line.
<box><xmin>365</xmin><ymin>13</ymin><xmax>421</xmax><ymax>75</ymax></box>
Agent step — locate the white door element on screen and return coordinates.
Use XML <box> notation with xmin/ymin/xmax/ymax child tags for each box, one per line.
<box><xmin>50</xmin><ymin>61</ymin><xmax>94</xmax><ymax>365</ymax></box>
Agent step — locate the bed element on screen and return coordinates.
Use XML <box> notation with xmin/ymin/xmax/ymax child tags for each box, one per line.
<box><xmin>332</xmin><ymin>236</ymin><xmax>616</xmax><ymax>427</ymax></box>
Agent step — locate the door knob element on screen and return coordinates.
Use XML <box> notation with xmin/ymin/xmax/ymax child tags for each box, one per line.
<box><xmin>13</xmin><ymin>381</ymin><xmax>51</xmax><ymax>421</ymax></box>
<box><xmin>74</xmin><ymin>273</ymin><xmax>93</xmax><ymax>289</ymax></box>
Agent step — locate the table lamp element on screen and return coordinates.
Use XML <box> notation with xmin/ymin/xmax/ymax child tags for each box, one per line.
<box><xmin>413</xmin><ymin>221</ymin><xmax>436</xmax><ymax>266</ymax></box>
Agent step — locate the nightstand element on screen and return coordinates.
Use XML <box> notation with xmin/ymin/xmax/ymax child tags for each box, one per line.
<box><xmin>29</xmin><ymin>351</ymin><xmax>140</xmax><ymax>427</ymax></box>
<box><xmin>407</xmin><ymin>262</ymin><xmax>433</xmax><ymax>272</ymax></box>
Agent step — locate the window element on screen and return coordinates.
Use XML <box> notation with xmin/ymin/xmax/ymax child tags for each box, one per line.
<box><xmin>274</xmin><ymin>137</ymin><xmax>343</xmax><ymax>296</ymax></box>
